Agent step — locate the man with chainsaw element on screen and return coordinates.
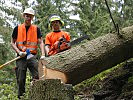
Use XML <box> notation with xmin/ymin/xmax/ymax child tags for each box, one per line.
<box><xmin>45</xmin><ymin>15</ymin><xmax>71</xmax><ymax>56</ymax></box>
<box><xmin>11</xmin><ymin>8</ymin><xmax>45</xmax><ymax>99</ymax></box>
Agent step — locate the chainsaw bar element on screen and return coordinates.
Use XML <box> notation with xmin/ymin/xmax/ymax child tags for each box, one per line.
<box><xmin>70</xmin><ymin>34</ymin><xmax>89</xmax><ymax>46</ymax></box>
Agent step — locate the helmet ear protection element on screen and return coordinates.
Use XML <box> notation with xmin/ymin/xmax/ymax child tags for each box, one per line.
<box><xmin>48</xmin><ymin>14</ymin><xmax>64</xmax><ymax>30</ymax></box>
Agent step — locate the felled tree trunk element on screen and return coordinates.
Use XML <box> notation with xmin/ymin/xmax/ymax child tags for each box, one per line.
<box><xmin>38</xmin><ymin>25</ymin><xmax>133</xmax><ymax>85</ymax></box>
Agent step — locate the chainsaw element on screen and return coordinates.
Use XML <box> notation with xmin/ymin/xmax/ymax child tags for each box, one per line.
<box><xmin>48</xmin><ymin>34</ymin><xmax>89</xmax><ymax>56</ymax></box>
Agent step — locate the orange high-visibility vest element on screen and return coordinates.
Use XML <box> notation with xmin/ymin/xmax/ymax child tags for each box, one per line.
<box><xmin>16</xmin><ymin>23</ymin><xmax>38</xmax><ymax>54</ymax></box>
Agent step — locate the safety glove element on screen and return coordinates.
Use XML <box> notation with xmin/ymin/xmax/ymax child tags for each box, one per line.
<box><xmin>40</xmin><ymin>55</ymin><xmax>46</xmax><ymax>59</ymax></box>
<box><xmin>18</xmin><ymin>51</ymin><xmax>27</xmax><ymax>57</ymax></box>
<box><xmin>59</xmin><ymin>35</ymin><xmax>66</xmax><ymax>42</ymax></box>
<box><xmin>26</xmin><ymin>49</ymin><xmax>34</xmax><ymax>59</ymax></box>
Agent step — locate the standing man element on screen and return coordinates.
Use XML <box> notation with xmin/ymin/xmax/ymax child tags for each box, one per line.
<box><xmin>11</xmin><ymin>8</ymin><xmax>45</xmax><ymax>99</ymax></box>
<box><xmin>45</xmin><ymin>15</ymin><xmax>71</xmax><ymax>56</ymax></box>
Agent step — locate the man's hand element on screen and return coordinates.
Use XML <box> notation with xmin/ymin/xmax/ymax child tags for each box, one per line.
<box><xmin>40</xmin><ymin>55</ymin><xmax>45</xmax><ymax>59</ymax></box>
<box><xmin>19</xmin><ymin>51</ymin><xmax>27</xmax><ymax>57</ymax></box>
<box><xmin>59</xmin><ymin>35</ymin><xmax>66</xmax><ymax>42</ymax></box>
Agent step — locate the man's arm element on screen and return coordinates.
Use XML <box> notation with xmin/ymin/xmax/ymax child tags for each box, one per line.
<box><xmin>44</xmin><ymin>33</ymin><xmax>51</xmax><ymax>57</ymax></box>
<box><xmin>11</xmin><ymin>38</ymin><xmax>27</xmax><ymax>57</ymax></box>
<box><xmin>11</xmin><ymin>38</ymin><xmax>21</xmax><ymax>54</ymax></box>
<box><xmin>11</xmin><ymin>26</ymin><xmax>20</xmax><ymax>54</ymax></box>
<box><xmin>45</xmin><ymin>44</ymin><xmax>50</xmax><ymax>57</ymax></box>
<box><xmin>38</xmin><ymin>38</ymin><xmax>45</xmax><ymax>56</ymax></box>
<box><xmin>37</xmin><ymin>27</ymin><xmax>45</xmax><ymax>57</ymax></box>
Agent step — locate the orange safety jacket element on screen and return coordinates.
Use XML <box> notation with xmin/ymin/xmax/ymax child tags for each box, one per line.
<box><xmin>45</xmin><ymin>31</ymin><xmax>71</xmax><ymax>56</ymax></box>
<box><xmin>16</xmin><ymin>23</ymin><xmax>38</xmax><ymax>54</ymax></box>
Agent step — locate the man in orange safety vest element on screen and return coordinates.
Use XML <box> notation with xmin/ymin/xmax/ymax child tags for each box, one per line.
<box><xmin>11</xmin><ymin>8</ymin><xmax>45</xmax><ymax>99</ymax></box>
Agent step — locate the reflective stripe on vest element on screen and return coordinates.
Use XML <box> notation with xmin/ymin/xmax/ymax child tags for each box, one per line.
<box><xmin>16</xmin><ymin>23</ymin><xmax>38</xmax><ymax>54</ymax></box>
<box><xmin>17</xmin><ymin>41</ymin><xmax>37</xmax><ymax>46</ymax></box>
<box><xmin>18</xmin><ymin>46</ymin><xmax>37</xmax><ymax>51</ymax></box>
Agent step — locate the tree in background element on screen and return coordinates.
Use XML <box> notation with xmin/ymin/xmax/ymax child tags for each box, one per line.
<box><xmin>122</xmin><ymin>0</ymin><xmax>133</xmax><ymax>27</ymax></box>
<box><xmin>68</xmin><ymin>0</ymin><xmax>133</xmax><ymax>39</ymax></box>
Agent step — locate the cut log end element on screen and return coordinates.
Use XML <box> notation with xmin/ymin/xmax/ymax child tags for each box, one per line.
<box><xmin>44</xmin><ymin>67</ymin><xmax>67</xmax><ymax>83</ymax></box>
<box><xmin>38</xmin><ymin>60</ymin><xmax>68</xmax><ymax>83</ymax></box>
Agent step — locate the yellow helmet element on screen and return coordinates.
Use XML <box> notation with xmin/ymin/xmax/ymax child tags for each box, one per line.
<box><xmin>48</xmin><ymin>15</ymin><xmax>64</xmax><ymax>29</ymax></box>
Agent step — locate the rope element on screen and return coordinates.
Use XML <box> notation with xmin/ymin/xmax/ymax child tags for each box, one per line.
<box><xmin>105</xmin><ymin>0</ymin><xmax>120</xmax><ymax>35</ymax></box>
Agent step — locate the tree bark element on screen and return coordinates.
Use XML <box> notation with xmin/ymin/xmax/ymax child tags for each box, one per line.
<box><xmin>38</xmin><ymin>25</ymin><xmax>133</xmax><ymax>85</ymax></box>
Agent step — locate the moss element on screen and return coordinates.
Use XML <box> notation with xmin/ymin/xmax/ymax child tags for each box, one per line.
<box><xmin>74</xmin><ymin>59</ymin><xmax>132</xmax><ymax>95</ymax></box>
<box><xmin>73</xmin><ymin>63</ymin><xmax>123</xmax><ymax>93</ymax></box>
<box><xmin>128</xmin><ymin>76</ymin><xmax>133</xmax><ymax>83</ymax></box>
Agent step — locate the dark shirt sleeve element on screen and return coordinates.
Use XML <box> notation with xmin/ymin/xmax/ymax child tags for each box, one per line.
<box><xmin>12</xmin><ymin>26</ymin><xmax>18</xmax><ymax>39</ymax></box>
<box><xmin>37</xmin><ymin>27</ymin><xmax>42</xmax><ymax>39</ymax></box>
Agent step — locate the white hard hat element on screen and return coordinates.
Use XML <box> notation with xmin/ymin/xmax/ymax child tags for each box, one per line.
<box><xmin>23</xmin><ymin>8</ymin><xmax>35</xmax><ymax>15</ymax></box>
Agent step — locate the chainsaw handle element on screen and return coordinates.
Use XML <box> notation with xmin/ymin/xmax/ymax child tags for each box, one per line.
<box><xmin>0</xmin><ymin>56</ymin><xmax>21</xmax><ymax>69</ymax></box>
